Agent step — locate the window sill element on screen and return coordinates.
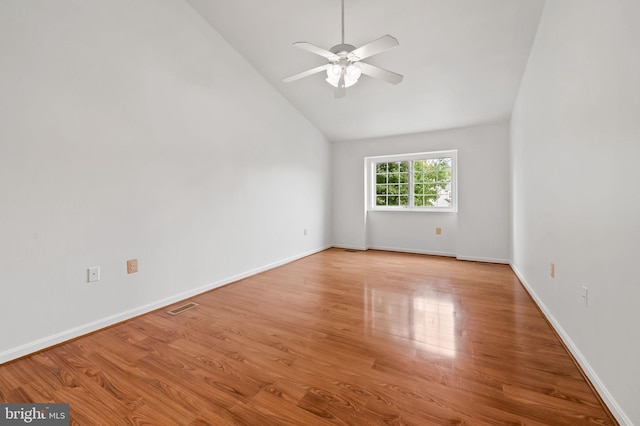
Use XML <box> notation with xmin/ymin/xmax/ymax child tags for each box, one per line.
<box><xmin>368</xmin><ymin>207</ymin><xmax>458</xmax><ymax>213</ymax></box>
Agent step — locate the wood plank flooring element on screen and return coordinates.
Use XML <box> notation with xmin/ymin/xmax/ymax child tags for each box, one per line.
<box><xmin>0</xmin><ymin>249</ymin><xmax>617</xmax><ymax>425</ymax></box>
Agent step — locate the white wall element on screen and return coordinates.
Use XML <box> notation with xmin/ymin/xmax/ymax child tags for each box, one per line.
<box><xmin>333</xmin><ymin>123</ymin><xmax>510</xmax><ymax>263</ymax></box>
<box><xmin>511</xmin><ymin>1</ymin><xmax>640</xmax><ymax>424</ymax></box>
<box><xmin>0</xmin><ymin>0</ymin><xmax>332</xmax><ymax>363</ymax></box>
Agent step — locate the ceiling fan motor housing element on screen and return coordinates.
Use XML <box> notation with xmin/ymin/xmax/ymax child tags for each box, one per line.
<box><xmin>329</xmin><ymin>44</ymin><xmax>357</xmax><ymax>56</ymax></box>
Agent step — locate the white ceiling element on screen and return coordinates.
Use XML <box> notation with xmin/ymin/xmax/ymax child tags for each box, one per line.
<box><xmin>187</xmin><ymin>0</ymin><xmax>546</xmax><ymax>142</ymax></box>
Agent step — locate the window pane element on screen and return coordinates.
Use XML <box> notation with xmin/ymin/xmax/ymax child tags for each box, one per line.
<box><xmin>399</xmin><ymin>184</ymin><xmax>409</xmax><ymax>195</ymax></box>
<box><xmin>388</xmin><ymin>173</ymin><xmax>399</xmax><ymax>184</ymax></box>
<box><xmin>437</xmin><ymin>171</ymin><xmax>450</xmax><ymax>182</ymax></box>
<box><xmin>399</xmin><ymin>162</ymin><xmax>409</xmax><ymax>173</ymax></box>
<box><xmin>388</xmin><ymin>196</ymin><xmax>399</xmax><ymax>206</ymax></box>
<box><xmin>412</xmin><ymin>156</ymin><xmax>455</xmax><ymax>208</ymax></box>
<box><xmin>376</xmin><ymin>174</ymin><xmax>387</xmax><ymax>184</ymax></box>
<box><xmin>377</xmin><ymin>163</ymin><xmax>388</xmax><ymax>173</ymax></box>
<box><xmin>439</xmin><ymin>197</ymin><xmax>452</xmax><ymax>208</ymax></box>
<box><xmin>376</xmin><ymin>196</ymin><xmax>387</xmax><ymax>206</ymax></box>
<box><xmin>414</xmin><ymin>158</ymin><xmax>453</xmax><ymax>184</ymax></box>
<box><xmin>399</xmin><ymin>172</ymin><xmax>409</xmax><ymax>184</ymax></box>
<box><xmin>400</xmin><ymin>195</ymin><xmax>408</xmax><ymax>205</ymax></box>
<box><xmin>376</xmin><ymin>184</ymin><xmax>387</xmax><ymax>195</ymax></box>
<box><xmin>421</xmin><ymin>184</ymin><xmax>436</xmax><ymax>196</ymax></box>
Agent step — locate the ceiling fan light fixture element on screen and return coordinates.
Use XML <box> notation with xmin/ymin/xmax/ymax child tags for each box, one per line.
<box><xmin>346</xmin><ymin>63</ymin><xmax>362</xmax><ymax>81</ymax></box>
<box><xmin>327</xmin><ymin>63</ymin><xmax>341</xmax><ymax>79</ymax></box>
<box><xmin>326</xmin><ymin>63</ymin><xmax>361</xmax><ymax>88</ymax></box>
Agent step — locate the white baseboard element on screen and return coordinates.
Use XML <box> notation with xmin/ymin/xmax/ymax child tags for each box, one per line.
<box><xmin>331</xmin><ymin>244</ymin><xmax>368</xmax><ymax>251</ymax></box>
<box><xmin>510</xmin><ymin>264</ymin><xmax>631</xmax><ymax>426</ymax></box>
<box><xmin>366</xmin><ymin>245</ymin><xmax>456</xmax><ymax>258</ymax></box>
<box><xmin>333</xmin><ymin>245</ymin><xmax>510</xmax><ymax>265</ymax></box>
<box><xmin>456</xmin><ymin>255</ymin><xmax>510</xmax><ymax>264</ymax></box>
<box><xmin>0</xmin><ymin>245</ymin><xmax>331</xmax><ymax>365</ymax></box>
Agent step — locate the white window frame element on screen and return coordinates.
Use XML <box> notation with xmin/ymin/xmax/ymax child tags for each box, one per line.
<box><xmin>366</xmin><ymin>150</ymin><xmax>458</xmax><ymax>212</ymax></box>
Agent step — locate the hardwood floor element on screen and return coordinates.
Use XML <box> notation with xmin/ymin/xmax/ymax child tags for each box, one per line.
<box><xmin>0</xmin><ymin>249</ymin><xmax>616</xmax><ymax>425</ymax></box>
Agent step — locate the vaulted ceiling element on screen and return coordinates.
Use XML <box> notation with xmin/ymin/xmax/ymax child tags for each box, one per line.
<box><xmin>188</xmin><ymin>0</ymin><xmax>546</xmax><ymax>142</ymax></box>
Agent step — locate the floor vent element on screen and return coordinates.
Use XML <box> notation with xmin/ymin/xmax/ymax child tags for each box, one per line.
<box><xmin>167</xmin><ymin>302</ymin><xmax>199</xmax><ymax>316</ymax></box>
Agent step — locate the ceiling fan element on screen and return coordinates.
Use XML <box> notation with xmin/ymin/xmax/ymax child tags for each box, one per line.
<box><xmin>283</xmin><ymin>0</ymin><xmax>403</xmax><ymax>98</ymax></box>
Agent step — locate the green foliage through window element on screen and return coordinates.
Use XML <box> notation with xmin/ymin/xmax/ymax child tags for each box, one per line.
<box><xmin>374</xmin><ymin>158</ymin><xmax>452</xmax><ymax>208</ymax></box>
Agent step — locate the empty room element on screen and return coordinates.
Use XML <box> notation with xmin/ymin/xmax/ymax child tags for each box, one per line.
<box><xmin>1</xmin><ymin>0</ymin><xmax>638</xmax><ymax>424</ymax></box>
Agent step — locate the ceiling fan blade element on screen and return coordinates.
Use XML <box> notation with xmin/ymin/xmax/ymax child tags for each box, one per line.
<box><xmin>335</xmin><ymin>67</ymin><xmax>346</xmax><ymax>98</ymax></box>
<box><xmin>283</xmin><ymin>64</ymin><xmax>331</xmax><ymax>83</ymax></box>
<box><xmin>349</xmin><ymin>35</ymin><xmax>399</xmax><ymax>61</ymax></box>
<box><xmin>293</xmin><ymin>42</ymin><xmax>340</xmax><ymax>61</ymax></box>
<box><xmin>358</xmin><ymin>62</ymin><xmax>404</xmax><ymax>85</ymax></box>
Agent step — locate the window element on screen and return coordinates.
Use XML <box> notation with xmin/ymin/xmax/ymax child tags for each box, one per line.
<box><xmin>367</xmin><ymin>150</ymin><xmax>457</xmax><ymax>212</ymax></box>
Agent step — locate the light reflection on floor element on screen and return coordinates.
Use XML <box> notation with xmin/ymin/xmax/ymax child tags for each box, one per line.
<box><xmin>364</xmin><ymin>285</ymin><xmax>456</xmax><ymax>357</ymax></box>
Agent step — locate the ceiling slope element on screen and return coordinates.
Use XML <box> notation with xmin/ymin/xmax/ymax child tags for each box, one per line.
<box><xmin>188</xmin><ymin>0</ymin><xmax>545</xmax><ymax>142</ymax></box>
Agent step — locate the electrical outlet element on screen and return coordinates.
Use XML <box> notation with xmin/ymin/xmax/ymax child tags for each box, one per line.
<box><xmin>127</xmin><ymin>259</ymin><xmax>138</xmax><ymax>274</ymax></box>
<box><xmin>435</xmin><ymin>227</ymin><xmax>442</xmax><ymax>235</ymax></box>
<box><xmin>88</xmin><ymin>266</ymin><xmax>100</xmax><ymax>282</ymax></box>
<box><xmin>304</xmin><ymin>229</ymin><xmax>308</xmax><ymax>236</ymax></box>
<box><xmin>550</xmin><ymin>262</ymin><xmax>555</xmax><ymax>278</ymax></box>
<box><xmin>582</xmin><ymin>286</ymin><xmax>588</xmax><ymax>307</ymax></box>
